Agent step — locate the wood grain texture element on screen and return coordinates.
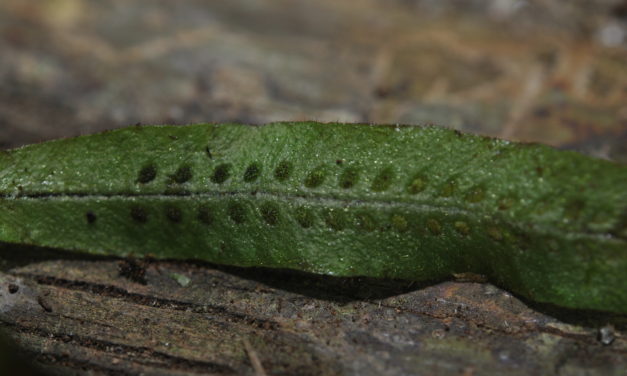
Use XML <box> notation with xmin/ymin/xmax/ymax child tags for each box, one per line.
<box><xmin>1</xmin><ymin>245</ymin><xmax>626</xmax><ymax>375</ymax></box>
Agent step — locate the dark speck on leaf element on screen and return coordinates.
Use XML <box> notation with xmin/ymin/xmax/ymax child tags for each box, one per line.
<box><xmin>211</xmin><ymin>164</ymin><xmax>231</xmax><ymax>184</ymax></box>
<box><xmin>137</xmin><ymin>165</ymin><xmax>157</xmax><ymax>184</ymax></box>
<box><xmin>274</xmin><ymin>161</ymin><xmax>292</xmax><ymax>181</ymax></box>
<box><xmin>165</xmin><ymin>206</ymin><xmax>183</xmax><ymax>223</ymax></box>
<box><xmin>85</xmin><ymin>211</ymin><xmax>97</xmax><ymax>224</ymax></box>
<box><xmin>171</xmin><ymin>166</ymin><xmax>192</xmax><ymax>184</ymax></box>
<box><xmin>131</xmin><ymin>206</ymin><xmax>148</xmax><ymax>223</ymax></box>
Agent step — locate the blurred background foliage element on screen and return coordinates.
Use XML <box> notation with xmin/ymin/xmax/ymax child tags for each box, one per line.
<box><xmin>0</xmin><ymin>0</ymin><xmax>625</xmax><ymax>160</ymax></box>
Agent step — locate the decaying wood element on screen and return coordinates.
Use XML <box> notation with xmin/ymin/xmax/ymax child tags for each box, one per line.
<box><xmin>0</xmin><ymin>245</ymin><xmax>625</xmax><ymax>375</ymax></box>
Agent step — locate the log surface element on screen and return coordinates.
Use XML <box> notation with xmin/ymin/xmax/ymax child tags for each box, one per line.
<box><xmin>0</xmin><ymin>245</ymin><xmax>625</xmax><ymax>375</ymax></box>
